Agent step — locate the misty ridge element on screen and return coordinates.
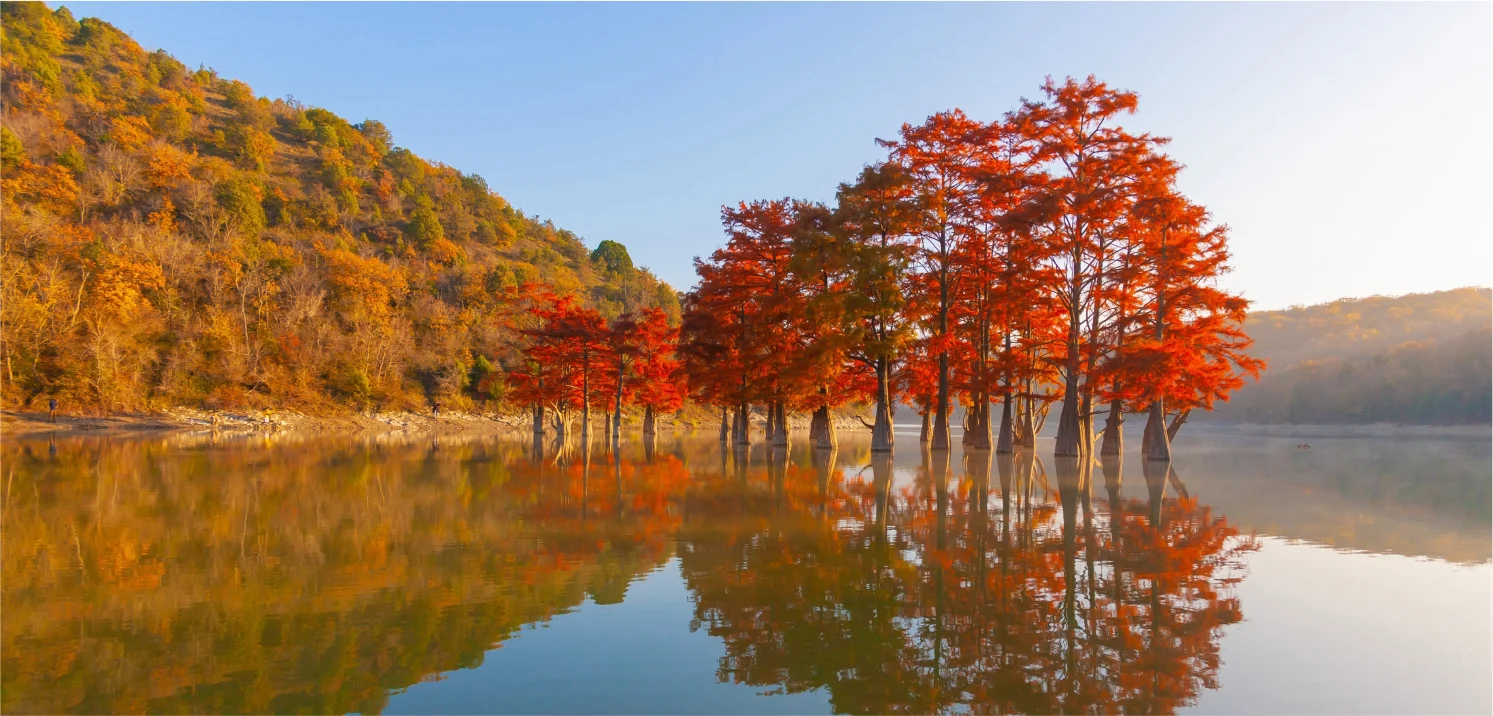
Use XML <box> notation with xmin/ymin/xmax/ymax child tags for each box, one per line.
<box><xmin>1204</xmin><ymin>287</ymin><xmax>1491</xmax><ymax>425</ymax></box>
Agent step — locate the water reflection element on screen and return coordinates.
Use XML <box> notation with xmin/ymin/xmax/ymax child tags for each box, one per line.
<box><xmin>1</xmin><ymin>430</ymin><xmax>1483</xmax><ymax>714</ymax></box>
<box><xmin>678</xmin><ymin>445</ymin><xmax>1253</xmax><ymax>714</ymax></box>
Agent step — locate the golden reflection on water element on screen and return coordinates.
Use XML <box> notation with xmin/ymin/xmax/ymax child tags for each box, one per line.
<box><xmin>0</xmin><ymin>430</ymin><xmax>1479</xmax><ymax>714</ymax></box>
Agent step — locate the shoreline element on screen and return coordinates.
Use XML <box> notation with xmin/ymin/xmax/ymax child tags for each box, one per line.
<box><xmin>0</xmin><ymin>408</ymin><xmax>873</xmax><ymax>441</ymax></box>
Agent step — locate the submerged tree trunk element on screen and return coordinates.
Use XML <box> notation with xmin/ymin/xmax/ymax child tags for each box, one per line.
<box><xmin>932</xmin><ymin>351</ymin><xmax>951</xmax><ymax>450</ymax></box>
<box><xmin>1054</xmin><ymin>378</ymin><xmax>1083</xmax><ymax>456</ymax></box>
<box><xmin>919</xmin><ymin>406</ymin><xmax>932</xmax><ymax>444</ymax></box>
<box><xmin>732</xmin><ymin>402</ymin><xmax>750</xmax><ymax>445</ymax></box>
<box><xmin>996</xmin><ymin>391</ymin><xmax>1014</xmax><ymax>454</ymax></box>
<box><xmin>964</xmin><ymin>394</ymin><xmax>992</xmax><ymax>449</ymax></box>
<box><xmin>1099</xmin><ymin>397</ymin><xmax>1124</xmax><ymax>457</ymax></box>
<box><xmin>1019</xmin><ymin>397</ymin><xmax>1038</xmax><ymax>449</ymax></box>
<box><xmin>871</xmin><ymin>358</ymin><xmax>894</xmax><ymax>453</ymax></box>
<box><xmin>809</xmin><ymin>405</ymin><xmax>836</xmax><ymax>450</ymax></box>
<box><xmin>532</xmin><ymin>403</ymin><xmax>546</xmax><ymax>438</ymax></box>
<box><xmin>1143</xmin><ymin>400</ymin><xmax>1171</xmax><ymax>461</ymax></box>
<box><xmin>1078</xmin><ymin>391</ymin><xmax>1095</xmax><ymax>457</ymax></box>
<box><xmin>772</xmin><ymin>401</ymin><xmax>789</xmax><ymax>447</ymax></box>
<box><xmin>581</xmin><ymin>353</ymin><xmax>592</xmax><ymax>441</ymax></box>
<box><xmin>613</xmin><ymin>370</ymin><xmax>624</xmax><ymax>442</ymax></box>
<box><xmin>642</xmin><ymin>405</ymin><xmax>656</xmax><ymax>437</ymax></box>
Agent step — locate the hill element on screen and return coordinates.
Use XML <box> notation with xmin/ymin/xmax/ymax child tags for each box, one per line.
<box><xmin>0</xmin><ymin>3</ymin><xmax>679</xmax><ymax>414</ymax></box>
<box><xmin>1209</xmin><ymin>288</ymin><xmax>1491</xmax><ymax>425</ymax></box>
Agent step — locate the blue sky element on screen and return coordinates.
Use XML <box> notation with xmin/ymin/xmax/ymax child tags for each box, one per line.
<box><xmin>63</xmin><ymin>2</ymin><xmax>1491</xmax><ymax>310</ymax></box>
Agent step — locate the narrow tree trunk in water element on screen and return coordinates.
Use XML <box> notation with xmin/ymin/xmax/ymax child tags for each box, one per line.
<box><xmin>810</xmin><ymin>405</ymin><xmax>836</xmax><ymax>450</ymax></box>
<box><xmin>1078</xmin><ymin>391</ymin><xmax>1094</xmax><ymax>457</ymax></box>
<box><xmin>1143</xmin><ymin>400</ymin><xmax>1171</xmax><ymax>461</ymax></box>
<box><xmin>613</xmin><ymin>370</ymin><xmax>624</xmax><ymax>442</ymax></box>
<box><xmin>719</xmin><ymin>405</ymin><xmax>729</xmax><ymax>442</ymax></box>
<box><xmin>581</xmin><ymin>353</ymin><xmax>591</xmax><ymax>441</ymax></box>
<box><xmin>532</xmin><ymin>403</ymin><xmax>545</xmax><ymax>438</ymax></box>
<box><xmin>919</xmin><ymin>407</ymin><xmax>931</xmax><ymax>444</ymax></box>
<box><xmin>996</xmin><ymin>391</ymin><xmax>1014</xmax><ymax>454</ymax></box>
<box><xmin>965</xmin><ymin>394</ymin><xmax>991</xmax><ymax>449</ymax></box>
<box><xmin>642</xmin><ymin>405</ymin><xmax>656</xmax><ymax>437</ymax></box>
<box><xmin>1053</xmin><ymin>377</ymin><xmax>1083</xmax><ymax>457</ymax></box>
<box><xmin>1019</xmin><ymin>397</ymin><xmax>1037</xmax><ymax>448</ymax></box>
<box><xmin>732</xmin><ymin>403</ymin><xmax>750</xmax><ymax>445</ymax></box>
<box><xmin>871</xmin><ymin>358</ymin><xmax>894</xmax><ymax>453</ymax></box>
<box><xmin>1099</xmin><ymin>397</ymin><xmax>1124</xmax><ymax>457</ymax></box>
<box><xmin>772</xmin><ymin>401</ymin><xmax>789</xmax><ymax>447</ymax></box>
<box><xmin>932</xmin><ymin>352</ymin><xmax>951</xmax><ymax>450</ymax></box>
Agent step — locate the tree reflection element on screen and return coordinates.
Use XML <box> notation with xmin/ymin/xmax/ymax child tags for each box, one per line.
<box><xmin>0</xmin><ymin>435</ymin><xmax>682</xmax><ymax>714</ymax></box>
<box><xmin>679</xmin><ymin>445</ymin><xmax>1256</xmax><ymax>714</ymax></box>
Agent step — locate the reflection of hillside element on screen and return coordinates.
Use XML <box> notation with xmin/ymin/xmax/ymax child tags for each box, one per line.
<box><xmin>1</xmin><ymin>437</ymin><xmax>677</xmax><ymax>714</ymax></box>
<box><xmin>678</xmin><ymin>445</ymin><xmax>1256</xmax><ymax>714</ymax></box>
<box><xmin>1143</xmin><ymin>431</ymin><xmax>1491</xmax><ymax>564</ymax></box>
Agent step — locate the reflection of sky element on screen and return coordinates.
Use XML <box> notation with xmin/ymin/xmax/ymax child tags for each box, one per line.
<box><xmin>1187</xmin><ymin>538</ymin><xmax>1492</xmax><ymax>715</ymax></box>
<box><xmin>384</xmin><ymin>558</ymin><xmax>832</xmax><ymax>715</ymax></box>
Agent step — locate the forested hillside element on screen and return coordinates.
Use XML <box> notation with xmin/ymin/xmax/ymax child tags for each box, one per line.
<box><xmin>0</xmin><ymin>3</ymin><xmax>678</xmax><ymax>414</ymax></box>
<box><xmin>1210</xmin><ymin>288</ymin><xmax>1491</xmax><ymax>425</ymax></box>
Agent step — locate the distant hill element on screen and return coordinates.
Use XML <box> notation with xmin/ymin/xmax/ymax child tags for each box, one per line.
<box><xmin>1208</xmin><ymin>288</ymin><xmax>1491</xmax><ymax>425</ymax></box>
<box><xmin>0</xmin><ymin>3</ymin><xmax>678</xmax><ymax>413</ymax></box>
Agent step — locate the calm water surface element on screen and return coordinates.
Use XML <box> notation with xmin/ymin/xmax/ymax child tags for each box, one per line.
<box><xmin>3</xmin><ymin>428</ymin><xmax>1488</xmax><ymax>714</ymax></box>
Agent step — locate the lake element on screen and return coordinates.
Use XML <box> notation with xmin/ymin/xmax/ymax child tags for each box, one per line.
<box><xmin>2</xmin><ymin>427</ymin><xmax>1488</xmax><ymax>714</ymax></box>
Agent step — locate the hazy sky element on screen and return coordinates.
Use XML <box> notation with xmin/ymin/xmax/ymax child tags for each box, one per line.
<box><xmin>63</xmin><ymin>2</ymin><xmax>1492</xmax><ymax>310</ymax></box>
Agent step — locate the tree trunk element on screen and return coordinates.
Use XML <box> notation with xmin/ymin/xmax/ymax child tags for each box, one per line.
<box><xmin>1019</xmin><ymin>397</ymin><xmax>1037</xmax><ymax>448</ymax></box>
<box><xmin>1053</xmin><ymin>377</ymin><xmax>1083</xmax><ymax>457</ymax></box>
<box><xmin>1143</xmin><ymin>400</ymin><xmax>1171</xmax><ymax>461</ymax></box>
<box><xmin>1099</xmin><ymin>398</ymin><xmax>1124</xmax><ymax>456</ymax></box>
<box><xmin>581</xmin><ymin>353</ymin><xmax>591</xmax><ymax>441</ymax></box>
<box><xmin>1078</xmin><ymin>391</ymin><xmax>1094</xmax><ymax>457</ymax></box>
<box><xmin>932</xmin><ymin>352</ymin><xmax>951</xmax><ymax>450</ymax></box>
<box><xmin>719</xmin><ymin>405</ymin><xmax>729</xmax><ymax>442</ymax></box>
<box><xmin>871</xmin><ymin>358</ymin><xmax>894</xmax><ymax>453</ymax></box>
<box><xmin>643</xmin><ymin>405</ymin><xmax>656</xmax><ymax>437</ymax></box>
<box><xmin>810</xmin><ymin>405</ymin><xmax>836</xmax><ymax>450</ymax></box>
<box><xmin>996</xmin><ymin>391</ymin><xmax>1014</xmax><ymax>454</ymax></box>
<box><xmin>1167</xmin><ymin>408</ymin><xmax>1191</xmax><ymax>442</ymax></box>
<box><xmin>965</xmin><ymin>394</ymin><xmax>991</xmax><ymax>449</ymax></box>
<box><xmin>732</xmin><ymin>402</ymin><xmax>750</xmax><ymax>445</ymax></box>
<box><xmin>919</xmin><ymin>406</ymin><xmax>931</xmax><ymax>444</ymax></box>
<box><xmin>613</xmin><ymin>370</ymin><xmax>624</xmax><ymax>442</ymax></box>
<box><xmin>532</xmin><ymin>403</ymin><xmax>545</xmax><ymax>438</ymax></box>
<box><xmin>772</xmin><ymin>401</ymin><xmax>789</xmax><ymax>447</ymax></box>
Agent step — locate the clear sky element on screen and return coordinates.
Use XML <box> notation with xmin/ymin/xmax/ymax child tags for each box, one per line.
<box><xmin>61</xmin><ymin>1</ymin><xmax>1492</xmax><ymax>310</ymax></box>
